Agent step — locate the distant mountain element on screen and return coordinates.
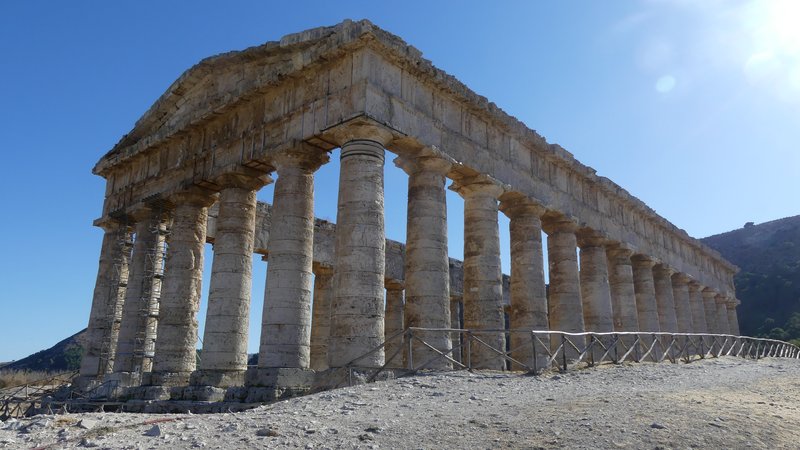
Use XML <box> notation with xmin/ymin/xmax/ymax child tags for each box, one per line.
<box><xmin>701</xmin><ymin>215</ymin><xmax>800</xmax><ymax>344</ymax></box>
<box><xmin>2</xmin><ymin>329</ymin><xmax>86</xmax><ymax>372</ymax></box>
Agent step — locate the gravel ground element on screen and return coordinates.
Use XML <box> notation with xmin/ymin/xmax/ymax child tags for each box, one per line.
<box><xmin>1</xmin><ymin>357</ymin><xmax>798</xmax><ymax>449</ymax></box>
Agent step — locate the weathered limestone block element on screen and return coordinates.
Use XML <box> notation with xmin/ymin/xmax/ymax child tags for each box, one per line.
<box><xmin>78</xmin><ymin>220</ymin><xmax>132</xmax><ymax>387</ymax></box>
<box><xmin>544</xmin><ymin>215</ymin><xmax>585</xmax><ymax>362</ymax></box>
<box><xmin>451</xmin><ymin>175</ymin><xmax>506</xmax><ymax>370</ymax></box>
<box><xmin>329</xmin><ymin>135</ymin><xmax>388</xmax><ymax>368</ymax></box>
<box><xmin>309</xmin><ymin>266</ymin><xmax>333</xmax><ymax>371</ymax></box>
<box><xmin>259</xmin><ymin>148</ymin><xmax>328</xmax><ymax>369</ymax></box>
<box><xmin>396</xmin><ymin>152</ymin><xmax>452</xmax><ymax>369</ymax></box>
<box><xmin>500</xmin><ymin>195</ymin><xmax>548</xmax><ymax>370</ymax></box>
<box><xmin>670</xmin><ymin>273</ymin><xmax>693</xmax><ymax>334</ymax></box>
<box><xmin>653</xmin><ymin>264</ymin><xmax>678</xmax><ymax>333</ymax></box>
<box><xmin>150</xmin><ymin>189</ymin><xmax>216</xmax><ymax>387</ymax></box>
<box><xmin>113</xmin><ymin>207</ymin><xmax>169</xmax><ymax>381</ymax></box>
<box><xmin>384</xmin><ymin>284</ymin><xmax>405</xmax><ymax>368</ymax></box>
<box><xmin>702</xmin><ymin>289</ymin><xmax>720</xmax><ymax>334</ymax></box>
<box><xmin>194</xmin><ymin>171</ymin><xmax>269</xmax><ymax>387</ymax></box>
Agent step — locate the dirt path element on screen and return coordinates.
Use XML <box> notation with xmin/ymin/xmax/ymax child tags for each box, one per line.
<box><xmin>1</xmin><ymin>357</ymin><xmax>798</xmax><ymax>449</ymax></box>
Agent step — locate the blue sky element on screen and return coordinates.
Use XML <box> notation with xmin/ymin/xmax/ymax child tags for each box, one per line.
<box><xmin>1</xmin><ymin>1</ymin><xmax>798</xmax><ymax>362</ymax></box>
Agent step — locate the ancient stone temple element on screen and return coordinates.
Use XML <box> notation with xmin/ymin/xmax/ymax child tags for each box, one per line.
<box><xmin>76</xmin><ymin>20</ymin><xmax>741</xmax><ymax>399</ymax></box>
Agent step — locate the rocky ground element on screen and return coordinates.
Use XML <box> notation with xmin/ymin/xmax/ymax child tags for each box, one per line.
<box><xmin>1</xmin><ymin>357</ymin><xmax>798</xmax><ymax>449</ymax></box>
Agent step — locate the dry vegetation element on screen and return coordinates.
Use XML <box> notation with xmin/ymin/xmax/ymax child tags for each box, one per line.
<box><xmin>0</xmin><ymin>369</ymin><xmax>76</xmax><ymax>390</ymax></box>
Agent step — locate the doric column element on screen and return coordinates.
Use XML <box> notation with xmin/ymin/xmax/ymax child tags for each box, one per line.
<box><xmin>113</xmin><ymin>205</ymin><xmax>169</xmax><ymax>382</ymax></box>
<box><xmin>544</xmin><ymin>216</ymin><xmax>584</xmax><ymax>330</ymax></box>
<box><xmin>499</xmin><ymin>195</ymin><xmax>548</xmax><ymax>370</ymax></box>
<box><xmin>450</xmin><ymin>176</ymin><xmax>506</xmax><ymax>370</ymax></box>
<box><xmin>384</xmin><ymin>283</ymin><xmax>405</xmax><ymax>368</ymax></box>
<box><xmin>149</xmin><ymin>189</ymin><xmax>216</xmax><ymax>386</ymax></box>
<box><xmin>670</xmin><ymin>273</ymin><xmax>693</xmax><ymax>334</ymax></box>
<box><xmin>726</xmin><ymin>298</ymin><xmax>740</xmax><ymax>335</ymax></box>
<box><xmin>631</xmin><ymin>255</ymin><xmax>660</xmax><ymax>333</ymax></box>
<box><xmin>329</xmin><ymin>131</ymin><xmax>391</xmax><ymax>368</ymax></box>
<box><xmin>77</xmin><ymin>218</ymin><xmax>133</xmax><ymax>388</ymax></box>
<box><xmin>193</xmin><ymin>170</ymin><xmax>269</xmax><ymax>387</ymax></box>
<box><xmin>309</xmin><ymin>266</ymin><xmax>333</xmax><ymax>371</ymax></box>
<box><xmin>606</xmin><ymin>244</ymin><xmax>639</xmax><ymax>332</ymax></box>
<box><xmin>577</xmin><ymin>231</ymin><xmax>614</xmax><ymax>333</ymax></box>
<box><xmin>653</xmin><ymin>264</ymin><xmax>678</xmax><ymax>333</ymax></box>
<box><xmin>715</xmin><ymin>294</ymin><xmax>731</xmax><ymax>335</ymax></box>
<box><xmin>259</xmin><ymin>148</ymin><xmax>329</xmax><ymax>368</ymax></box>
<box><xmin>688</xmin><ymin>281</ymin><xmax>707</xmax><ymax>334</ymax></box>
<box><xmin>543</xmin><ymin>215</ymin><xmax>585</xmax><ymax>362</ymax></box>
<box><xmin>395</xmin><ymin>152</ymin><xmax>452</xmax><ymax>368</ymax></box>
<box><xmin>702</xmin><ymin>289</ymin><xmax>720</xmax><ymax>334</ymax></box>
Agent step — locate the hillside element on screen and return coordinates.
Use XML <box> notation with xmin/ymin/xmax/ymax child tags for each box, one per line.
<box><xmin>2</xmin><ymin>329</ymin><xmax>86</xmax><ymax>372</ymax></box>
<box><xmin>701</xmin><ymin>215</ymin><xmax>800</xmax><ymax>343</ymax></box>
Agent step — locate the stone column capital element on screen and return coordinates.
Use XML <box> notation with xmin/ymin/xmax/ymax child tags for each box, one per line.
<box><xmin>272</xmin><ymin>145</ymin><xmax>330</xmax><ymax>172</ymax></box>
<box><xmin>332</xmin><ymin>121</ymin><xmax>394</xmax><ymax>148</ymax></box>
<box><xmin>128</xmin><ymin>201</ymin><xmax>170</xmax><ymax>222</ymax></box>
<box><xmin>671</xmin><ymin>272</ymin><xmax>692</xmax><ymax>286</ymax></box>
<box><xmin>701</xmin><ymin>287</ymin><xmax>718</xmax><ymax>299</ymax></box>
<box><xmin>384</xmin><ymin>279</ymin><xmax>404</xmax><ymax>291</ymax></box>
<box><xmin>631</xmin><ymin>254</ymin><xmax>659</xmax><ymax>269</ymax></box>
<box><xmin>214</xmin><ymin>168</ymin><xmax>273</xmax><ymax>191</ymax></box>
<box><xmin>94</xmin><ymin>216</ymin><xmax>130</xmax><ymax>233</ymax></box>
<box><xmin>448</xmin><ymin>174</ymin><xmax>506</xmax><ymax>199</ymax></box>
<box><xmin>393</xmin><ymin>151</ymin><xmax>454</xmax><ymax>177</ymax></box>
<box><xmin>576</xmin><ymin>228</ymin><xmax>609</xmax><ymax>248</ymax></box>
<box><xmin>687</xmin><ymin>280</ymin><xmax>703</xmax><ymax>293</ymax></box>
<box><xmin>541</xmin><ymin>213</ymin><xmax>579</xmax><ymax>235</ymax></box>
<box><xmin>167</xmin><ymin>186</ymin><xmax>218</xmax><ymax>208</ymax></box>
<box><xmin>653</xmin><ymin>264</ymin><xmax>676</xmax><ymax>277</ymax></box>
<box><xmin>714</xmin><ymin>294</ymin><xmax>728</xmax><ymax>305</ymax></box>
<box><xmin>312</xmin><ymin>263</ymin><xmax>334</xmax><ymax>277</ymax></box>
<box><xmin>498</xmin><ymin>192</ymin><xmax>546</xmax><ymax>219</ymax></box>
<box><xmin>605</xmin><ymin>242</ymin><xmax>635</xmax><ymax>261</ymax></box>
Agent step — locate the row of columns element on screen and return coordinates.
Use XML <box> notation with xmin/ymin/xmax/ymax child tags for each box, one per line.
<box><xmin>79</xmin><ymin>125</ymin><xmax>742</xmax><ymax>389</ymax></box>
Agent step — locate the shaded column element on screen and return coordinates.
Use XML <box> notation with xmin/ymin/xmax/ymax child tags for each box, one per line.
<box><xmin>715</xmin><ymin>294</ymin><xmax>731</xmax><ymax>335</ymax></box>
<box><xmin>451</xmin><ymin>176</ymin><xmax>505</xmax><ymax>370</ymax></box>
<box><xmin>450</xmin><ymin>298</ymin><xmax>462</xmax><ymax>364</ymax></box>
<box><xmin>577</xmin><ymin>231</ymin><xmax>614</xmax><ymax>333</ymax></box>
<box><xmin>500</xmin><ymin>196</ymin><xmax>549</xmax><ymax>370</ymax></box>
<box><xmin>607</xmin><ymin>244</ymin><xmax>639</xmax><ymax>332</ymax></box>
<box><xmin>688</xmin><ymin>281</ymin><xmax>708</xmax><ymax>334</ymax></box>
<box><xmin>150</xmin><ymin>189</ymin><xmax>216</xmax><ymax>386</ymax></box>
<box><xmin>113</xmin><ymin>205</ymin><xmax>169</xmax><ymax>383</ymax></box>
<box><xmin>384</xmin><ymin>283</ymin><xmax>405</xmax><ymax>368</ymax></box>
<box><xmin>543</xmin><ymin>215</ymin><xmax>585</xmax><ymax>362</ymax></box>
<box><xmin>653</xmin><ymin>264</ymin><xmax>678</xmax><ymax>333</ymax></box>
<box><xmin>702</xmin><ymin>289</ymin><xmax>720</xmax><ymax>334</ymax></box>
<box><xmin>77</xmin><ymin>219</ymin><xmax>133</xmax><ymax>388</ymax></box>
<box><xmin>259</xmin><ymin>149</ymin><xmax>329</xmax><ymax>368</ymax></box>
<box><xmin>671</xmin><ymin>273</ymin><xmax>693</xmax><ymax>334</ymax></box>
<box><xmin>578</xmin><ymin>231</ymin><xmax>614</xmax><ymax>362</ymax></box>
<box><xmin>395</xmin><ymin>153</ymin><xmax>452</xmax><ymax>368</ymax></box>
<box><xmin>631</xmin><ymin>255</ymin><xmax>660</xmax><ymax>332</ymax></box>
<box><xmin>726</xmin><ymin>298</ymin><xmax>740</xmax><ymax>335</ymax></box>
<box><xmin>309</xmin><ymin>266</ymin><xmax>333</xmax><ymax>371</ymax></box>
<box><xmin>193</xmin><ymin>171</ymin><xmax>269</xmax><ymax>387</ymax></box>
<box><xmin>329</xmin><ymin>134</ymin><xmax>389</xmax><ymax>368</ymax></box>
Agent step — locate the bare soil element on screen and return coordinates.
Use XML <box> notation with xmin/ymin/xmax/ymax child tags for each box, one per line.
<box><xmin>1</xmin><ymin>357</ymin><xmax>798</xmax><ymax>449</ymax></box>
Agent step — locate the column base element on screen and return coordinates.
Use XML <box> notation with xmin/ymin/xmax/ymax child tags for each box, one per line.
<box><xmin>143</xmin><ymin>371</ymin><xmax>192</xmax><ymax>387</ymax></box>
<box><xmin>104</xmin><ymin>371</ymin><xmax>142</xmax><ymax>389</ymax></box>
<box><xmin>190</xmin><ymin>369</ymin><xmax>246</xmax><ymax>388</ymax></box>
<box><xmin>244</xmin><ymin>367</ymin><xmax>316</xmax><ymax>403</ymax></box>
